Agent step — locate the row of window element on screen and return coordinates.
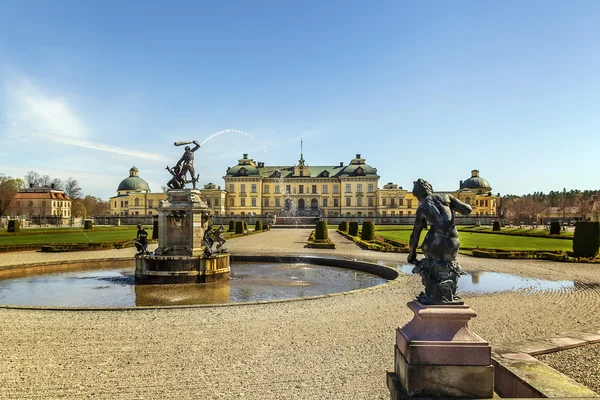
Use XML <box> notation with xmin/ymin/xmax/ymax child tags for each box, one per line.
<box><xmin>229</xmin><ymin>197</ymin><xmax>381</xmax><ymax>208</ymax></box>
<box><xmin>381</xmin><ymin>199</ymin><xmax>413</xmax><ymax>208</ymax></box>
<box><xmin>14</xmin><ymin>200</ymin><xmax>70</xmax><ymax>209</ymax></box>
<box><xmin>228</xmin><ymin>183</ymin><xmax>376</xmax><ymax>195</ymax></box>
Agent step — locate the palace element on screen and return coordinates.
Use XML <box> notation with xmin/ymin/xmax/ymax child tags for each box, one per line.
<box><xmin>109</xmin><ymin>155</ymin><xmax>499</xmax><ymax>218</ymax></box>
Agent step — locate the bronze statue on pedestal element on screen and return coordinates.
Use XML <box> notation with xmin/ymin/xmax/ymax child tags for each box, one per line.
<box><xmin>407</xmin><ymin>178</ymin><xmax>472</xmax><ymax>304</ymax></box>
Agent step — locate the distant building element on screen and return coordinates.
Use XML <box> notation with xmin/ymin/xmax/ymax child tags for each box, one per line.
<box><xmin>8</xmin><ymin>186</ymin><xmax>72</xmax><ymax>224</ymax></box>
<box><xmin>109</xmin><ymin>168</ymin><xmax>226</xmax><ymax>217</ymax></box>
<box><xmin>109</xmin><ymin>161</ymin><xmax>500</xmax><ymax>220</ymax></box>
<box><xmin>109</xmin><ymin>167</ymin><xmax>166</xmax><ymax>216</ymax></box>
<box><xmin>224</xmin><ymin>153</ymin><xmax>380</xmax><ymax>217</ymax></box>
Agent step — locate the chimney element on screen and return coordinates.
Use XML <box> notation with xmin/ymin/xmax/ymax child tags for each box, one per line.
<box><xmin>459</xmin><ymin>180</ymin><xmax>463</xmax><ymax>188</ymax></box>
<box><xmin>471</xmin><ymin>170</ymin><xmax>479</xmax><ymax>177</ymax></box>
<box><xmin>339</xmin><ymin>162</ymin><xmax>344</xmax><ymax>167</ymax></box>
<box><xmin>29</xmin><ymin>183</ymin><xmax>34</xmax><ymax>188</ymax></box>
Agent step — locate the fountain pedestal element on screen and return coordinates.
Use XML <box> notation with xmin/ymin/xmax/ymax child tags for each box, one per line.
<box><xmin>135</xmin><ymin>189</ymin><xmax>230</xmax><ymax>284</ymax></box>
<box><xmin>387</xmin><ymin>301</ymin><xmax>494</xmax><ymax>398</ymax></box>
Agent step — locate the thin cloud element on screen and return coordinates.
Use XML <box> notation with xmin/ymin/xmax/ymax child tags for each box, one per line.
<box><xmin>5</xmin><ymin>79</ymin><xmax>88</xmax><ymax>139</ymax></box>
<box><xmin>3</xmin><ymin>77</ymin><xmax>168</xmax><ymax>163</ymax></box>
<box><xmin>32</xmin><ymin>132</ymin><xmax>169</xmax><ymax>162</ymax></box>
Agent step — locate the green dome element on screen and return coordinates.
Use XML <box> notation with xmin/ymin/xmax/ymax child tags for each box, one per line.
<box><xmin>118</xmin><ymin>167</ymin><xmax>150</xmax><ymax>192</ymax></box>
<box><xmin>225</xmin><ymin>165</ymin><xmax>261</xmax><ymax>176</ymax></box>
<box><xmin>461</xmin><ymin>170</ymin><xmax>491</xmax><ymax>190</ymax></box>
<box><xmin>341</xmin><ymin>164</ymin><xmax>378</xmax><ymax>176</ymax></box>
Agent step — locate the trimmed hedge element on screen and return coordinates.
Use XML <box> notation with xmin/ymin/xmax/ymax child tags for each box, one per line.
<box><xmin>235</xmin><ymin>221</ymin><xmax>244</xmax><ymax>234</ymax></box>
<box><xmin>471</xmin><ymin>248</ymin><xmax>565</xmax><ymax>260</ymax></box>
<box><xmin>315</xmin><ymin>221</ymin><xmax>328</xmax><ymax>240</ymax></box>
<box><xmin>361</xmin><ymin>221</ymin><xmax>375</xmax><ymax>241</ymax></box>
<box><xmin>550</xmin><ymin>221</ymin><xmax>561</xmax><ymax>235</ymax></box>
<box><xmin>338</xmin><ymin>221</ymin><xmax>348</xmax><ymax>232</ymax></box>
<box><xmin>337</xmin><ymin>230</ymin><xmax>409</xmax><ymax>253</ymax></box>
<box><xmin>84</xmin><ymin>220</ymin><xmax>93</xmax><ymax>230</ymax></box>
<box><xmin>573</xmin><ymin>221</ymin><xmax>600</xmax><ymax>258</ymax></box>
<box><xmin>492</xmin><ymin>221</ymin><xmax>501</xmax><ymax>231</ymax></box>
<box><xmin>348</xmin><ymin>222</ymin><xmax>359</xmax><ymax>236</ymax></box>
<box><xmin>228</xmin><ymin>220</ymin><xmax>235</xmax><ymax>232</ymax></box>
<box><xmin>255</xmin><ymin>221</ymin><xmax>263</xmax><ymax>231</ymax></box>
<box><xmin>152</xmin><ymin>220</ymin><xmax>159</xmax><ymax>239</ymax></box>
<box><xmin>306</xmin><ymin>229</ymin><xmax>335</xmax><ymax>249</ymax></box>
<box><xmin>7</xmin><ymin>220</ymin><xmax>20</xmax><ymax>233</ymax></box>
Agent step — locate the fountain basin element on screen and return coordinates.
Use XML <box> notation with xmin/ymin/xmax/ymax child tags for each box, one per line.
<box><xmin>0</xmin><ymin>256</ymin><xmax>397</xmax><ymax>308</ymax></box>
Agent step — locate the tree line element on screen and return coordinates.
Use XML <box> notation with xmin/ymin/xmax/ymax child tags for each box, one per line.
<box><xmin>500</xmin><ymin>189</ymin><xmax>600</xmax><ymax>224</ymax></box>
<box><xmin>0</xmin><ymin>171</ymin><xmax>109</xmax><ymax>219</ymax></box>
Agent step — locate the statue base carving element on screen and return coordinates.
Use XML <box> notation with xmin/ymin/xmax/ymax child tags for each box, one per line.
<box><xmin>388</xmin><ymin>301</ymin><xmax>494</xmax><ymax>398</ymax></box>
<box><xmin>411</xmin><ymin>259</ymin><xmax>464</xmax><ymax>305</ymax></box>
<box><xmin>135</xmin><ymin>253</ymin><xmax>230</xmax><ymax>284</ymax></box>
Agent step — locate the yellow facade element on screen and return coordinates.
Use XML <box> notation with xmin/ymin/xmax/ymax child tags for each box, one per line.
<box><xmin>111</xmin><ymin>164</ymin><xmax>500</xmax><ymax>219</ymax></box>
<box><xmin>223</xmin><ymin>155</ymin><xmax>500</xmax><ymax>218</ymax></box>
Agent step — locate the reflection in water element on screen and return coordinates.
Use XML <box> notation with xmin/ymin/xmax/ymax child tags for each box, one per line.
<box><xmin>0</xmin><ymin>263</ymin><xmax>386</xmax><ymax>307</ymax></box>
<box><xmin>397</xmin><ymin>264</ymin><xmax>578</xmax><ymax>295</ymax></box>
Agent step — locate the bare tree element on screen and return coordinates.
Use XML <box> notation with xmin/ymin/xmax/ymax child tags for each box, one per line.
<box><xmin>0</xmin><ymin>175</ymin><xmax>20</xmax><ymax>217</ymax></box>
<box><xmin>574</xmin><ymin>194</ymin><xmax>593</xmax><ymax>221</ymax></box>
<box><xmin>39</xmin><ymin>175</ymin><xmax>52</xmax><ymax>187</ymax></box>
<box><xmin>24</xmin><ymin>171</ymin><xmax>41</xmax><ymax>188</ymax></box>
<box><xmin>51</xmin><ymin>178</ymin><xmax>64</xmax><ymax>190</ymax></box>
<box><xmin>64</xmin><ymin>177</ymin><xmax>82</xmax><ymax>199</ymax></box>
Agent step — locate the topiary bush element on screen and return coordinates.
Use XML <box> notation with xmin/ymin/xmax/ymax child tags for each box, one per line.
<box><xmin>573</xmin><ymin>221</ymin><xmax>600</xmax><ymax>258</ymax></box>
<box><xmin>348</xmin><ymin>221</ymin><xmax>359</xmax><ymax>236</ymax></box>
<box><xmin>235</xmin><ymin>221</ymin><xmax>244</xmax><ymax>234</ymax></box>
<box><xmin>315</xmin><ymin>220</ymin><xmax>328</xmax><ymax>240</ymax></box>
<box><xmin>255</xmin><ymin>221</ymin><xmax>263</xmax><ymax>231</ymax></box>
<box><xmin>361</xmin><ymin>221</ymin><xmax>375</xmax><ymax>241</ymax></box>
<box><xmin>84</xmin><ymin>220</ymin><xmax>93</xmax><ymax>230</ymax></box>
<box><xmin>152</xmin><ymin>220</ymin><xmax>159</xmax><ymax>239</ymax></box>
<box><xmin>550</xmin><ymin>221</ymin><xmax>561</xmax><ymax>235</ymax></box>
<box><xmin>338</xmin><ymin>221</ymin><xmax>348</xmax><ymax>232</ymax></box>
<box><xmin>492</xmin><ymin>221</ymin><xmax>501</xmax><ymax>231</ymax></box>
<box><xmin>7</xmin><ymin>220</ymin><xmax>20</xmax><ymax>233</ymax></box>
<box><xmin>228</xmin><ymin>220</ymin><xmax>235</xmax><ymax>232</ymax></box>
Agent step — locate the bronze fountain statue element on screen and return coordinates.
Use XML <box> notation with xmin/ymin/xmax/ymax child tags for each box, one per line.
<box><xmin>166</xmin><ymin>140</ymin><xmax>201</xmax><ymax>189</ymax></box>
<box><xmin>407</xmin><ymin>178</ymin><xmax>472</xmax><ymax>304</ymax></box>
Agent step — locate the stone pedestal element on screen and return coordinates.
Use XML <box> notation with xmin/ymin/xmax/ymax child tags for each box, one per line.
<box><xmin>389</xmin><ymin>301</ymin><xmax>494</xmax><ymax>398</ymax></box>
<box><xmin>136</xmin><ymin>189</ymin><xmax>230</xmax><ymax>284</ymax></box>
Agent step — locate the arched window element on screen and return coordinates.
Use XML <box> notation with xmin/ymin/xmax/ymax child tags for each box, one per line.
<box><xmin>311</xmin><ymin>199</ymin><xmax>318</xmax><ymax>209</ymax></box>
<box><xmin>298</xmin><ymin>199</ymin><xmax>305</xmax><ymax>210</ymax></box>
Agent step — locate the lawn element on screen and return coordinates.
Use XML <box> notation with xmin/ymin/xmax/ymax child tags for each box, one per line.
<box><xmin>375</xmin><ymin>229</ymin><xmax>573</xmax><ymax>252</ymax></box>
<box><xmin>0</xmin><ymin>227</ymin><xmax>151</xmax><ymax>245</ymax></box>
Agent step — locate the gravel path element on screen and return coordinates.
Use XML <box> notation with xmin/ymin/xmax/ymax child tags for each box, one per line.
<box><xmin>1</xmin><ymin>229</ymin><xmax>600</xmax><ymax>399</ymax></box>
<box><xmin>537</xmin><ymin>343</ymin><xmax>600</xmax><ymax>394</ymax></box>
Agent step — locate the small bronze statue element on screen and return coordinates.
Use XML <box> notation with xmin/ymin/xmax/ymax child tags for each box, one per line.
<box><xmin>165</xmin><ymin>165</ymin><xmax>185</xmax><ymax>189</ymax></box>
<box><xmin>407</xmin><ymin>179</ymin><xmax>472</xmax><ymax>304</ymax></box>
<box><xmin>214</xmin><ymin>224</ymin><xmax>227</xmax><ymax>252</ymax></box>
<box><xmin>203</xmin><ymin>223</ymin><xmax>215</xmax><ymax>256</ymax></box>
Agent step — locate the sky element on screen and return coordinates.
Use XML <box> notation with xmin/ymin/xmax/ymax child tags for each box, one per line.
<box><xmin>1</xmin><ymin>0</ymin><xmax>599</xmax><ymax>200</ymax></box>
